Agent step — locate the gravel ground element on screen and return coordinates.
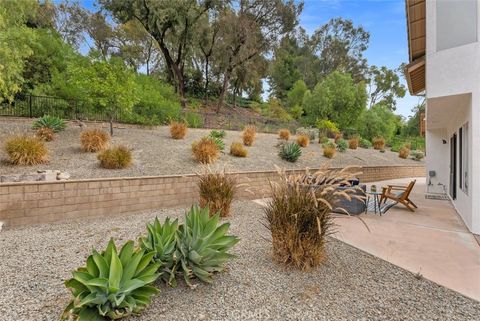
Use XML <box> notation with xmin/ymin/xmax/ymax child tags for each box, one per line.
<box><xmin>0</xmin><ymin>201</ymin><xmax>478</xmax><ymax>321</ymax></box>
<box><xmin>0</xmin><ymin>118</ymin><xmax>423</xmax><ymax>179</ymax></box>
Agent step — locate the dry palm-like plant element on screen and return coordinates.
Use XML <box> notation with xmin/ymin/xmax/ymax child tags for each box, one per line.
<box><xmin>348</xmin><ymin>137</ymin><xmax>359</xmax><ymax>149</ymax></box>
<box><xmin>264</xmin><ymin>166</ymin><xmax>363</xmax><ymax>270</ymax></box>
<box><xmin>229</xmin><ymin>142</ymin><xmax>247</xmax><ymax>157</ymax></box>
<box><xmin>80</xmin><ymin>129</ymin><xmax>110</xmax><ymax>152</ymax></box>
<box><xmin>4</xmin><ymin>136</ymin><xmax>49</xmax><ymax>165</ymax></box>
<box><xmin>398</xmin><ymin>146</ymin><xmax>410</xmax><ymax>159</ymax></box>
<box><xmin>373</xmin><ymin>137</ymin><xmax>385</xmax><ymax>150</ymax></box>
<box><xmin>192</xmin><ymin>137</ymin><xmax>220</xmax><ymax>164</ymax></box>
<box><xmin>242</xmin><ymin>125</ymin><xmax>256</xmax><ymax>146</ymax></box>
<box><xmin>97</xmin><ymin>145</ymin><xmax>132</xmax><ymax>169</ymax></box>
<box><xmin>197</xmin><ymin>166</ymin><xmax>238</xmax><ymax>218</ymax></box>
<box><xmin>36</xmin><ymin>127</ymin><xmax>55</xmax><ymax>142</ymax></box>
<box><xmin>296</xmin><ymin>134</ymin><xmax>310</xmax><ymax>147</ymax></box>
<box><xmin>170</xmin><ymin>121</ymin><xmax>188</xmax><ymax>139</ymax></box>
<box><xmin>278</xmin><ymin>129</ymin><xmax>291</xmax><ymax>140</ymax></box>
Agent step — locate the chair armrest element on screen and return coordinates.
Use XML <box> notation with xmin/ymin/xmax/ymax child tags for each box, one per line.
<box><xmin>387</xmin><ymin>184</ymin><xmax>408</xmax><ymax>188</ymax></box>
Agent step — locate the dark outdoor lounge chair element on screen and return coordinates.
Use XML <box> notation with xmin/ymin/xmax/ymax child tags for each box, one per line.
<box><xmin>379</xmin><ymin>180</ymin><xmax>417</xmax><ymax>212</ymax></box>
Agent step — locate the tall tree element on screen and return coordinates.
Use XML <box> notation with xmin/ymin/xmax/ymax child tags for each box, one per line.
<box><xmin>367</xmin><ymin>65</ymin><xmax>406</xmax><ymax>110</ymax></box>
<box><xmin>99</xmin><ymin>0</ymin><xmax>217</xmax><ymax>106</ymax></box>
<box><xmin>302</xmin><ymin>71</ymin><xmax>367</xmax><ymax>129</ymax></box>
<box><xmin>214</xmin><ymin>0</ymin><xmax>302</xmax><ymax>111</ymax></box>
<box><xmin>311</xmin><ymin>17</ymin><xmax>370</xmax><ymax>82</ymax></box>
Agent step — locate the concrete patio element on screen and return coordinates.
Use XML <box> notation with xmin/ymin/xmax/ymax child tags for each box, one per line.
<box><xmin>333</xmin><ymin>177</ymin><xmax>480</xmax><ymax>301</ymax></box>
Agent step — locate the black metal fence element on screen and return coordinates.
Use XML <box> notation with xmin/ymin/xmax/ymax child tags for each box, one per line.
<box><xmin>0</xmin><ymin>94</ymin><xmax>114</xmax><ymax>121</ymax></box>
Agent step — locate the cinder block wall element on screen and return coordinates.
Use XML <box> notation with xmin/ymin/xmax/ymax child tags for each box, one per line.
<box><xmin>0</xmin><ymin>165</ymin><xmax>425</xmax><ymax>228</ymax></box>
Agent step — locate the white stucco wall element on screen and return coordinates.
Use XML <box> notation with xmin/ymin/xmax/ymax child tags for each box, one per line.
<box><xmin>425</xmin><ymin>0</ymin><xmax>480</xmax><ymax>234</ymax></box>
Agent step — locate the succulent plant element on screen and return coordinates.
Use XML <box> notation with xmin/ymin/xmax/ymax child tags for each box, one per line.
<box><xmin>140</xmin><ymin>217</ymin><xmax>179</xmax><ymax>286</ymax></box>
<box><xmin>174</xmin><ymin>205</ymin><xmax>239</xmax><ymax>286</ymax></box>
<box><xmin>209</xmin><ymin>130</ymin><xmax>226</xmax><ymax>139</ymax></box>
<box><xmin>32</xmin><ymin>115</ymin><xmax>66</xmax><ymax>132</ymax></box>
<box><xmin>336</xmin><ymin>138</ymin><xmax>348</xmax><ymax>152</ymax></box>
<box><xmin>279</xmin><ymin>142</ymin><xmax>302</xmax><ymax>162</ymax></box>
<box><xmin>207</xmin><ymin>135</ymin><xmax>225</xmax><ymax>151</ymax></box>
<box><xmin>62</xmin><ymin>239</ymin><xmax>160</xmax><ymax>321</ymax></box>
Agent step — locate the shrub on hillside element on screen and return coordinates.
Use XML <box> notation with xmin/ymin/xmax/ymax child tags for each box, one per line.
<box><xmin>242</xmin><ymin>126</ymin><xmax>256</xmax><ymax>146</ymax></box>
<box><xmin>36</xmin><ymin>127</ymin><xmax>55</xmax><ymax>142</ymax></box>
<box><xmin>359</xmin><ymin>138</ymin><xmax>372</xmax><ymax>149</ymax></box>
<box><xmin>316</xmin><ymin>119</ymin><xmax>339</xmax><ymax>138</ymax></box>
<box><xmin>264</xmin><ymin>167</ymin><xmax>361</xmax><ymax>270</ymax></box>
<box><xmin>4</xmin><ymin>136</ymin><xmax>48</xmax><ymax>165</ymax></box>
<box><xmin>398</xmin><ymin>146</ymin><xmax>410</xmax><ymax>159</ymax></box>
<box><xmin>373</xmin><ymin>137</ymin><xmax>385</xmax><ymax>150</ymax></box>
<box><xmin>318</xmin><ymin>135</ymin><xmax>329</xmax><ymax>144</ymax></box>
<box><xmin>197</xmin><ymin>168</ymin><xmax>237</xmax><ymax>218</ymax></box>
<box><xmin>97</xmin><ymin>145</ymin><xmax>132</xmax><ymax>169</ymax></box>
<box><xmin>80</xmin><ymin>129</ymin><xmax>110</xmax><ymax>152</ymax></box>
<box><xmin>170</xmin><ymin>121</ymin><xmax>188</xmax><ymax>139</ymax></box>
<box><xmin>296</xmin><ymin>127</ymin><xmax>318</xmax><ymax>141</ymax></box>
<box><xmin>336</xmin><ymin>139</ymin><xmax>348</xmax><ymax>152</ymax></box>
<box><xmin>296</xmin><ymin>134</ymin><xmax>310</xmax><ymax>147</ymax></box>
<box><xmin>279</xmin><ymin>142</ymin><xmax>302</xmax><ymax>162</ymax></box>
<box><xmin>348</xmin><ymin>137</ymin><xmax>359</xmax><ymax>149</ymax></box>
<box><xmin>230</xmin><ymin>142</ymin><xmax>247</xmax><ymax>157</ymax></box>
<box><xmin>411</xmin><ymin>150</ymin><xmax>424</xmax><ymax>161</ymax></box>
<box><xmin>323</xmin><ymin>146</ymin><xmax>336</xmax><ymax>159</ymax></box>
<box><xmin>32</xmin><ymin>115</ymin><xmax>66</xmax><ymax>132</ymax></box>
<box><xmin>184</xmin><ymin>111</ymin><xmax>204</xmax><ymax>128</ymax></box>
<box><xmin>192</xmin><ymin>137</ymin><xmax>220</xmax><ymax>164</ymax></box>
<box><xmin>278</xmin><ymin>129</ymin><xmax>291</xmax><ymax>140</ymax></box>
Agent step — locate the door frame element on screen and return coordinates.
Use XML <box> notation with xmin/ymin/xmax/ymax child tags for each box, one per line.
<box><xmin>450</xmin><ymin>133</ymin><xmax>457</xmax><ymax>200</ymax></box>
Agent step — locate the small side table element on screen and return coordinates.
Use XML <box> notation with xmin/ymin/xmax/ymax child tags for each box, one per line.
<box><xmin>366</xmin><ymin>191</ymin><xmax>383</xmax><ymax>215</ymax></box>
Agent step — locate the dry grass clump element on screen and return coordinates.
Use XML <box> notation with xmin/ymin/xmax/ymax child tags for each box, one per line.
<box><xmin>373</xmin><ymin>137</ymin><xmax>385</xmax><ymax>150</ymax></box>
<box><xmin>170</xmin><ymin>121</ymin><xmax>187</xmax><ymax>139</ymax></box>
<box><xmin>197</xmin><ymin>167</ymin><xmax>237</xmax><ymax>218</ymax></box>
<box><xmin>278</xmin><ymin>129</ymin><xmax>291</xmax><ymax>140</ymax></box>
<box><xmin>4</xmin><ymin>136</ymin><xmax>48</xmax><ymax>165</ymax></box>
<box><xmin>398</xmin><ymin>146</ymin><xmax>410</xmax><ymax>159</ymax></box>
<box><xmin>192</xmin><ymin>137</ymin><xmax>220</xmax><ymax>164</ymax></box>
<box><xmin>334</xmin><ymin>132</ymin><xmax>343</xmax><ymax>143</ymax></box>
<box><xmin>348</xmin><ymin>137</ymin><xmax>359</xmax><ymax>149</ymax></box>
<box><xmin>242</xmin><ymin>125</ymin><xmax>256</xmax><ymax>146</ymax></box>
<box><xmin>97</xmin><ymin>145</ymin><xmax>132</xmax><ymax>169</ymax></box>
<box><xmin>36</xmin><ymin>127</ymin><xmax>55</xmax><ymax>142</ymax></box>
<box><xmin>323</xmin><ymin>146</ymin><xmax>336</xmax><ymax>159</ymax></box>
<box><xmin>80</xmin><ymin>129</ymin><xmax>110</xmax><ymax>152</ymax></box>
<box><xmin>229</xmin><ymin>142</ymin><xmax>247</xmax><ymax>157</ymax></box>
<box><xmin>264</xmin><ymin>166</ymin><xmax>362</xmax><ymax>270</ymax></box>
<box><xmin>296</xmin><ymin>134</ymin><xmax>310</xmax><ymax>147</ymax></box>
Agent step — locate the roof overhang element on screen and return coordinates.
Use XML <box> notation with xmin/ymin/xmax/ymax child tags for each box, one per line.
<box><xmin>405</xmin><ymin>0</ymin><xmax>426</xmax><ymax>95</ymax></box>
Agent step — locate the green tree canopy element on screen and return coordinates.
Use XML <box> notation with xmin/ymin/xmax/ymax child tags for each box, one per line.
<box><xmin>302</xmin><ymin>71</ymin><xmax>367</xmax><ymax>129</ymax></box>
<box><xmin>357</xmin><ymin>103</ymin><xmax>399</xmax><ymax>141</ymax></box>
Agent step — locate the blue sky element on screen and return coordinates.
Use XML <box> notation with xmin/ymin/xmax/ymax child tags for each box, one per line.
<box><xmin>299</xmin><ymin>0</ymin><xmax>423</xmax><ymax>117</ymax></box>
<box><xmin>75</xmin><ymin>0</ymin><xmax>421</xmax><ymax>118</ymax></box>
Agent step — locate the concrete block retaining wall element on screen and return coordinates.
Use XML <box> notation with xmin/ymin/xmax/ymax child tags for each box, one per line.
<box><xmin>0</xmin><ymin>165</ymin><xmax>425</xmax><ymax>228</ymax></box>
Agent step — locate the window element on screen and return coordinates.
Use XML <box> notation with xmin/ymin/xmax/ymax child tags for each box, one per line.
<box><xmin>460</xmin><ymin>122</ymin><xmax>469</xmax><ymax>194</ymax></box>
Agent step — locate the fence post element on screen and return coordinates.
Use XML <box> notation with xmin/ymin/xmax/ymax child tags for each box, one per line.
<box><xmin>29</xmin><ymin>94</ymin><xmax>32</xmax><ymax>118</ymax></box>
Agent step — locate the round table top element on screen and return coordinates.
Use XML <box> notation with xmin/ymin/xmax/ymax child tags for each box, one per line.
<box><xmin>366</xmin><ymin>190</ymin><xmax>382</xmax><ymax>195</ymax></box>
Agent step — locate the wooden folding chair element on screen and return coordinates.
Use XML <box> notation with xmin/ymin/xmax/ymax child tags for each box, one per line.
<box><xmin>379</xmin><ymin>180</ymin><xmax>417</xmax><ymax>212</ymax></box>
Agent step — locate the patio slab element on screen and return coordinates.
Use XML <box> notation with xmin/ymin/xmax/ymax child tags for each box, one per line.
<box><xmin>333</xmin><ymin>177</ymin><xmax>480</xmax><ymax>301</ymax></box>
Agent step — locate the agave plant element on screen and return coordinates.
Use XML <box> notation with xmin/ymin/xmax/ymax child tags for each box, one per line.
<box><xmin>62</xmin><ymin>239</ymin><xmax>161</xmax><ymax>321</ymax></box>
<box><xmin>32</xmin><ymin>115</ymin><xmax>66</xmax><ymax>132</ymax></box>
<box><xmin>174</xmin><ymin>205</ymin><xmax>239</xmax><ymax>286</ymax></box>
<box><xmin>209</xmin><ymin>130</ymin><xmax>226</xmax><ymax>139</ymax></box>
<box><xmin>279</xmin><ymin>142</ymin><xmax>302</xmax><ymax>162</ymax></box>
<box><xmin>139</xmin><ymin>217</ymin><xmax>179</xmax><ymax>287</ymax></box>
<box><xmin>207</xmin><ymin>135</ymin><xmax>225</xmax><ymax>151</ymax></box>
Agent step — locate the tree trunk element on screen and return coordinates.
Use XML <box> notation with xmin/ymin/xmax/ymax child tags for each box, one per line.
<box><xmin>233</xmin><ymin>86</ymin><xmax>237</xmax><ymax>109</ymax></box>
<box><xmin>157</xmin><ymin>39</ymin><xmax>185</xmax><ymax>106</ymax></box>
<box><xmin>109</xmin><ymin>115</ymin><xmax>114</xmax><ymax>136</ymax></box>
<box><xmin>216</xmin><ymin>70</ymin><xmax>231</xmax><ymax>113</ymax></box>
<box><xmin>203</xmin><ymin>58</ymin><xmax>210</xmax><ymax>105</ymax></box>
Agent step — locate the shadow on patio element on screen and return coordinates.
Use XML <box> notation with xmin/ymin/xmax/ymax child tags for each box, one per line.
<box><xmin>333</xmin><ymin>177</ymin><xmax>480</xmax><ymax>301</ymax></box>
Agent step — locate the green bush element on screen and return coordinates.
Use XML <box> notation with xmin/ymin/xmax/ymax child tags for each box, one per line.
<box><xmin>411</xmin><ymin>150</ymin><xmax>424</xmax><ymax>161</ymax></box>
<box><xmin>62</xmin><ymin>239</ymin><xmax>160</xmax><ymax>321</ymax></box>
<box><xmin>322</xmin><ymin>141</ymin><xmax>336</xmax><ymax>149</ymax></box>
<box><xmin>336</xmin><ymin>139</ymin><xmax>348</xmax><ymax>152</ymax></box>
<box><xmin>32</xmin><ymin>115</ymin><xmax>66</xmax><ymax>132</ymax></box>
<box><xmin>316</xmin><ymin>119</ymin><xmax>339</xmax><ymax>137</ymax></box>
<box><xmin>359</xmin><ymin>138</ymin><xmax>372</xmax><ymax>149</ymax></box>
<box><xmin>279</xmin><ymin>142</ymin><xmax>302</xmax><ymax>162</ymax></box>
<box><xmin>319</xmin><ymin>136</ymin><xmax>329</xmax><ymax>144</ymax></box>
<box><xmin>184</xmin><ymin>111</ymin><xmax>204</xmax><ymax>128</ymax></box>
